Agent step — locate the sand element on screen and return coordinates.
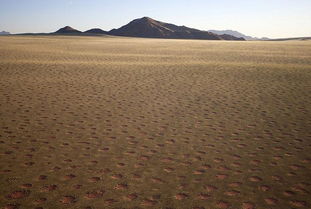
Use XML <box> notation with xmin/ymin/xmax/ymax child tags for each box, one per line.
<box><xmin>0</xmin><ymin>36</ymin><xmax>310</xmax><ymax>209</ymax></box>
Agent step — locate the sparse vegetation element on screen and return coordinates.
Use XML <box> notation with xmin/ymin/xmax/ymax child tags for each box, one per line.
<box><xmin>0</xmin><ymin>36</ymin><xmax>310</xmax><ymax>209</ymax></box>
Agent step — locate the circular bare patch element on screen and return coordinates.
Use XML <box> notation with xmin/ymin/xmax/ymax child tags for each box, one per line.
<box><xmin>105</xmin><ymin>199</ymin><xmax>117</xmax><ymax>205</ymax></box>
<box><xmin>204</xmin><ymin>185</ymin><xmax>218</xmax><ymax>192</ymax></box>
<box><xmin>34</xmin><ymin>197</ymin><xmax>47</xmax><ymax>204</ymax></box>
<box><xmin>283</xmin><ymin>190</ymin><xmax>295</xmax><ymax>196</ymax></box>
<box><xmin>249</xmin><ymin>176</ymin><xmax>262</xmax><ymax>182</ymax></box>
<box><xmin>175</xmin><ymin>193</ymin><xmax>188</xmax><ymax>200</ymax></box>
<box><xmin>216</xmin><ymin>201</ymin><xmax>230</xmax><ymax>209</ymax></box>
<box><xmin>258</xmin><ymin>185</ymin><xmax>270</xmax><ymax>191</ymax></box>
<box><xmin>88</xmin><ymin>177</ymin><xmax>100</xmax><ymax>182</ymax></box>
<box><xmin>114</xmin><ymin>183</ymin><xmax>128</xmax><ymax>190</ymax></box>
<box><xmin>111</xmin><ymin>174</ymin><xmax>123</xmax><ymax>179</ymax></box>
<box><xmin>7</xmin><ymin>190</ymin><xmax>30</xmax><ymax>199</ymax></box>
<box><xmin>124</xmin><ymin>193</ymin><xmax>138</xmax><ymax>201</ymax></box>
<box><xmin>265</xmin><ymin>198</ymin><xmax>278</xmax><ymax>205</ymax></box>
<box><xmin>38</xmin><ymin>175</ymin><xmax>47</xmax><ymax>180</ymax></box>
<box><xmin>164</xmin><ymin>167</ymin><xmax>174</xmax><ymax>172</ymax></box>
<box><xmin>141</xmin><ymin>199</ymin><xmax>157</xmax><ymax>206</ymax></box>
<box><xmin>242</xmin><ymin>202</ymin><xmax>255</xmax><ymax>209</ymax></box>
<box><xmin>3</xmin><ymin>204</ymin><xmax>19</xmax><ymax>209</ymax></box>
<box><xmin>289</xmin><ymin>200</ymin><xmax>307</xmax><ymax>207</ymax></box>
<box><xmin>224</xmin><ymin>190</ymin><xmax>240</xmax><ymax>196</ymax></box>
<box><xmin>20</xmin><ymin>183</ymin><xmax>32</xmax><ymax>188</ymax></box>
<box><xmin>228</xmin><ymin>182</ymin><xmax>242</xmax><ymax>187</ymax></box>
<box><xmin>59</xmin><ymin>196</ymin><xmax>76</xmax><ymax>204</ymax></box>
<box><xmin>41</xmin><ymin>184</ymin><xmax>57</xmax><ymax>192</ymax></box>
<box><xmin>85</xmin><ymin>190</ymin><xmax>105</xmax><ymax>199</ymax></box>
<box><xmin>216</xmin><ymin>174</ymin><xmax>228</xmax><ymax>180</ymax></box>
<box><xmin>197</xmin><ymin>193</ymin><xmax>210</xmax><ymax>200</ymax></box>
<box><xmin>151</xmin><ymin>177</ymin><xmax>165</xmax><ymax>184</ymax></box>
<box><xmin>73</xmin><ymin>184</ymin><xmax>82</xmax><ymax>189</ymax></box>
<box><xmin>63</xmin><ymin>174</ymin><xmax>76</xmax><ymax>180</ymax></box>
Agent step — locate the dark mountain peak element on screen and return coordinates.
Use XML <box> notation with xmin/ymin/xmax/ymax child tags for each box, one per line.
<box><xmin>84</xmin><ymin>28</ymin><xmax>108</xmax><ymax>34</ymax></box>
<box><xmin>109</xmin><ymin>17</ymin><xmax>244</xmax><ymax>40</ymax></box>
<box><xmin>55</xmin><ymin>26</ymin><xmax>82</xmax><ymax>34</ymax></box>
<box><xmin>135</xmin><ymin>17</ymin><xmax>156</xmax><ymax>23</ymax></box>
<box><xmin>129</xmin><ymin>16</ymin><xmax>159</xmax><ymax>26</ymax></box>
<box><xmin>140</xmin><ymin>16</ymin><xmax>153</xmax><ymax>21</ymax></box>
<box><xmin>110</xmin><ymin>18</ymin><xmax>169</xmax><ymax>38</ymax></box>
<box><xmin>63</xmin><ymin>26</ymin><xmax>74</xmax><ymax>30</ymax></box>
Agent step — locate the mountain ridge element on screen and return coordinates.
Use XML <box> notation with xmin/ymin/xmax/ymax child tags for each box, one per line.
<box><xmin>84</xmin><ymin>28</ymin><xmax>108</xmax><ymax>34</ymax></box>
<box><xmin>0</xmin><ymin>31</ymin><xmax>10</xmax><ymax>35</ymax></box>
<box><xmin>208</xmin><ymin>29</ymin><xmax>269</xmax><ymax>40</ymax></box>
<box><xmin>109</xmin><ymin>17</ymin><xmax>244</xmax><ymax>40</ymax></box>
<box><xmin>49</xmin><ymin>17</ymin><xmax>244</xmax><ymax>40</ymax></box>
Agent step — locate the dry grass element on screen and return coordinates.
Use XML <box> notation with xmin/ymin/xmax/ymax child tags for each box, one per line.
<box><xmin>0</xmin><ymin>36</ymin><xmax>311</xmax><ymax>209</ymax></box>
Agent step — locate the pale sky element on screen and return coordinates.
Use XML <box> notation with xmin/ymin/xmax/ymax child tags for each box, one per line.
<box><xmin>0</xmin><ymin>0</ymin><xmax>310</xmax><ymax>38</ymax></box>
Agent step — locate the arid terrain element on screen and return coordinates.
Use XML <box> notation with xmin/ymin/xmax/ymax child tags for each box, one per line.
<box><xmin>0</xmin><ymin>36</ymin><xmax>310</xmax><ymax>209</ymax></box>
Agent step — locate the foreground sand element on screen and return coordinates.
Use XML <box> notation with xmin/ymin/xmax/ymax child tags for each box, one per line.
<box><xmin>0</xmin><ymin>36</ymin><xmax>310</xmax><ymax>209</ymax></box>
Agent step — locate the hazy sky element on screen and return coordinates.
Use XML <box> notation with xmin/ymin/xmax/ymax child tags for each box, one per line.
<box><xmin>1</xmin><ymin>0</ymin><xmax>310</xmax><ymax>38</ymax></box>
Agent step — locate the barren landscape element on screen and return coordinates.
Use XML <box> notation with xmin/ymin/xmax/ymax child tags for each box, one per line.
<box><xmin>0</xmin><ymin>36</ymin><xmax>310</xmax><ymax>209</ymax></box>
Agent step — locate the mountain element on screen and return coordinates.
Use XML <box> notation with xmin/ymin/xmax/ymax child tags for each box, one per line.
<box><xmin>84</xmin><ymin>28</ymin><xmax>108</xmax><ymax>34</ymax></box>
<box><xmin>109</xmin><ymin>17</ymin><xmax>244</xmax><ymax>40</ymax></box>
<box><xmin>208</xmin><ymin>30</ymin><xmax>268</xmax><ymax>41</ymax></box>
<box><xmin>219</xmin><ymin>34</ymin><xmax>246</xmax><ymax>40</ymax></box>
<box><xmin>54</xmin><ymin>26</ymin><xmax>82</xmax><ymax>34</ymax></box>
<box><xmin>16</xmin><ymin>19</ymin><xmax>246</xmax><ymax>40</ymax></box>
<box><xmin>268</xmin><ymin>37</ymin><xmax>311</xmax><ymax>41</ymax></box>
<box><xmin>0</xmin><ymin>31</ymin><xmax>10</xmax><ymax>35</ymax></box>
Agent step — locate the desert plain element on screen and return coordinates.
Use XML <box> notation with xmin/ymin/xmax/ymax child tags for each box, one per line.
<box><xmin>0</xmin><ymin>36</ymin><xmax>310</xmax><ymax>209</ymax></box>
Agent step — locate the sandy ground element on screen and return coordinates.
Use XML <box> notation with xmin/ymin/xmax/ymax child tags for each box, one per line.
<box><xmin>0</xmin><ymin>36</ymin><xmax>310</xmax><ymax>209</ymax></box>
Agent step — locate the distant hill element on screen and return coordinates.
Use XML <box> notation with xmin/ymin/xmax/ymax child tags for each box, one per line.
<box><xmin>0</xmin><ymin>31</ymin><xmax>10</xmax><ymax>35</ymax></box>
<box><xmin>54</xmin><ymin>26</ymin><xmax>82</xmax><ymax>34</ymax></box>
<box><xmin>84</xmin><ymin>28</ymin><xmax>108</xmax><ymax>34</ymax></box>
<box><xmin>16</xmin><ymin>18</ymin><xmax>246</xmax><ymax>41</ymax></box>
<box><xmin>109</xmin><ymin>17</ymin><xmax>244</xmax><ymax>40</ymax></box>
<box><xmin>208</xmin><ymin>30</ymin><xmax>269</xmax><ymax>41</ymax></box>
<box><xmin>268</xmin><ymin>37</ymin><xmax>311</xmax><ymax>41</ymax></box>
